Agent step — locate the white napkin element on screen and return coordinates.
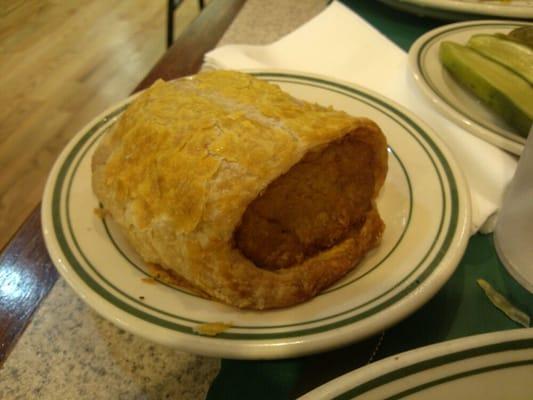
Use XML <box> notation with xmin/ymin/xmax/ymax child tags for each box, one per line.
<box><xmin>204</xmin><ymin>1</ymin><xmax>518</xmax><ymax>234</ymax></box>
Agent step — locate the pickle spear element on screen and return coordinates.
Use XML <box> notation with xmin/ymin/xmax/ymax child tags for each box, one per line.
<box><xmin>468</xmin><ymin>34</ymin><xmax>533</xmax><ymax>85</ymax></box>
<box><xmin>439</xmin><ymin>41</ymin><xmax>533</xmax><ymax>137</ymax></box>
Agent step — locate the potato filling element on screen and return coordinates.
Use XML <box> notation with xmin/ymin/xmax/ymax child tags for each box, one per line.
<box><xmin>235</xmin><ymin>135</ymin><xmax>375</xmax><ymax>270</ymax></box>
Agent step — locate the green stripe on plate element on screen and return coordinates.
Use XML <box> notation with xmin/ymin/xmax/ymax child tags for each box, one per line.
<box><xmin>334</xmin><ymin>337</ymin><xmax>533</xmax><ymax>399</ymax></box>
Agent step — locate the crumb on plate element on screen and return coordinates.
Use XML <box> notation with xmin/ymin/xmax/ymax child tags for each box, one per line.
<box><xmin>193</xmin><ymin>322</ymin><xmax>233</xmax><ymax>336</ymax></box>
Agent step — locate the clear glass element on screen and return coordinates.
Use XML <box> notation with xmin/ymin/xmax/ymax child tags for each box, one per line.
<box><xmin>494</xmin><ymin>126</ymin><xmax>533</xmax><ymax>293</ymax></box>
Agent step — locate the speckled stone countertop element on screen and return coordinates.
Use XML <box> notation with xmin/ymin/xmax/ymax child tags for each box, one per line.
<box><xmin>0</xmin><ymin>279</ymin><xmax>220</xmax><ymax>399</ymax></box>
<box><xmin>0</xmin><ymin>1</ymin><xmax>327</xmax><ymax>399</ymax></box>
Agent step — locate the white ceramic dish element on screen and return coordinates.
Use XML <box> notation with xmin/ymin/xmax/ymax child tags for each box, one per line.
<box><xmin>380</xmin><ymin>0</ymin><xmax>533</xmax><ymax>19</ymax></box>
<box><xmin>300</xmin><ymin>328</ymin><xmax>533</xmax><ymax>399</ymax></box>
<box><xmin>409</xmin><ymin>20</ymin><xmax>531</xmax><ymax>155</ymax></box>
<box><xmin>41</xmin><ymin>71</ymin><xmax>470</xmax><ymax>360</ymax></box>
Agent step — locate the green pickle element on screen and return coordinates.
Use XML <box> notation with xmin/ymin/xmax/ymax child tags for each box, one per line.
<box><xmin>467</xmin><ymin>34</ymin><xmax>533</xmax><ymax>85</ymax></box>
<box><xmin>439</xmin><ymin>41</ymin><xmax>533</xmax><ymax>137</ymax></box>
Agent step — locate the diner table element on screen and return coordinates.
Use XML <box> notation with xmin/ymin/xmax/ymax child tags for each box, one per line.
<box><xmin>0</xmin><ymin>0</ymin><xmax>532</xmax><ymax>398</ymax></box>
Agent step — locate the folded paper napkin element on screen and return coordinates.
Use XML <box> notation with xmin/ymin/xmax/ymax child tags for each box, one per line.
<box><xmin>204</xmin><ymin>1</ymin><xmax>518</xmax><ymax>234</ymax></box>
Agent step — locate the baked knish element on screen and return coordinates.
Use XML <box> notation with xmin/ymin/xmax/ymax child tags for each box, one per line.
<box><xmin>92</xmin><ymin>70</ymin><xmax>387</xmax><ymax>309</ymax></box>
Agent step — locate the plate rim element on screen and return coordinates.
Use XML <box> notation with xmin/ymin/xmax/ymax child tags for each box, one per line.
<box><xmin>408</xmin><ymin>19</ymin><xmax>531</xmax><ymax>156</ymax></box>
<box><xmin>41</xmin><ymin>69</ymin><xmax>471</xmax><ymax>359</ymax></box>
<box><xmin>392</xmin><ymin>0</ymin><xmax>533</xmax><ymax>18</ymax></box>
<box><xmin>299</xmin><ymin>328</ymin><xmax>533</xmax><ymax>399</ymax></box>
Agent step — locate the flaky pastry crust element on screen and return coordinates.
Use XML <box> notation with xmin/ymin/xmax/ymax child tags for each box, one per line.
<box><xmin>92</xmin><ymin>70</ymin><xmax>388</xmax><ymax>309</ymax></box>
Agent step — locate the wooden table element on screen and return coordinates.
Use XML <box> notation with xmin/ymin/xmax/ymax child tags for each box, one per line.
<box><xmin>0</xmin><ymin>0</ymin><xmax>246</xmax><ymax>367</ymax></box>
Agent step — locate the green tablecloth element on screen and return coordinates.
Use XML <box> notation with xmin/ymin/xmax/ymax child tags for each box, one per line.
<box><xmin>207</xmin><ymin>2</ymin><xmax>533</xmax><ymax>398</ymax></box>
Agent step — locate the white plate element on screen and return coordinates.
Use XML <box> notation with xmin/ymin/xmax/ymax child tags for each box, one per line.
<box><xmin>380</xmin><ymin>0</ymin><xmax>533</xmax><ymax>19</ymax></box>
<box><xmin>409</xmin><ymin>20</ymin><xmax>531</xmax><ymax>155</ymax></box>
<box><xmin>41</xmin><ymin>71</ymin><xmax>470</xmax><ymax>360</ymax></box>
<box><xmin>300</xmin><ymin>328</ymin><xmax>533</xmax><ymax>399</ymax></box>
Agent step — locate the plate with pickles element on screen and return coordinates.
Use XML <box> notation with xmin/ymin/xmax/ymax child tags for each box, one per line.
<box><xmin>409</xmin><ymin>20</ymin><xmax>533</xmax><ymax>155</ymax></box>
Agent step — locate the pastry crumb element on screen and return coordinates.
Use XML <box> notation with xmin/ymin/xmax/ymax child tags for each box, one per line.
<box><xmin>146</xmin><ymin>263</ymin><xmax>172</xmax><ymax>284</ymax></box>
<box><xmin>141</xmin><ymin>277</ymin><xmax>157</xmax><ymax>284</ymax></box>
<box><xmin>94</xmin><ymin>207</ymin><xmax>108</xmax><ymax>219</ymax></box>
<box><xmin>193</xmin><ymin>322</ymin><xmax>232</xmax><ymax>336</ymax></box>
<box><xmin>145</xmin><ymin>263</ymin><xmax>211</xmax><ymax>298</ymax></box>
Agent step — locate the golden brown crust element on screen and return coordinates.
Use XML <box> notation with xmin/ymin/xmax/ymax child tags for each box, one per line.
<box><xmin>92</xmin><ymin>70</ymin><xmax>388</xmax><ymax>309</ymax></box>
